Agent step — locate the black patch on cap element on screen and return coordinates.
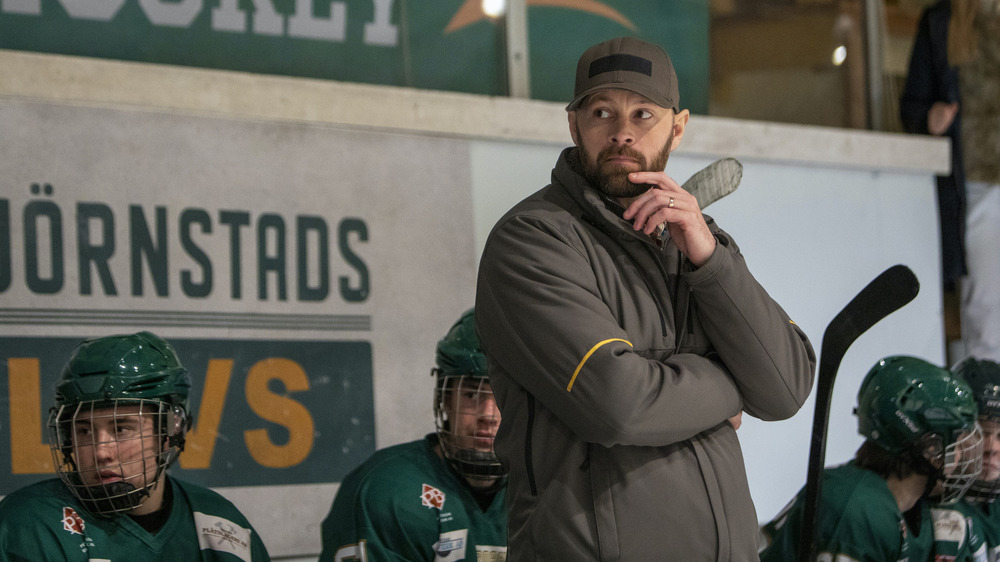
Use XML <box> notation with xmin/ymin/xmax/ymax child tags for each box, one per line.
<box><xmin>589</xmin><ymin>54</ymin><xmax>653</xmax><ymax>78</ymax></box>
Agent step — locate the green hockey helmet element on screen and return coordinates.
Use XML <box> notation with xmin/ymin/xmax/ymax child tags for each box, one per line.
<box><xmin>856</xmin><ymin>355</ymin><xmax>982</xmax><ymax>503</ymax></box>
<box><xmin>53</xmin><ymin>330</ymin><xmax>191</xmax><ymax>411</ymax></box>
<box><xmin>47</xmin><ymin>331</ymin><xmax>192</xmax><ymax>516</ymax></box>
<box><xmin>955</xmin><ymin>357</ymin><xmax>1000</xmax><ymax>421</ymax></box>
<box><xmin>954</xmin><ymin>357</ymin><xmax>1000</xmax><ymax>502</ymax></box>
<box><xmin>432</xmin><ymin>308</ymin><xmax>504</xmax><ymax>485</ymax></box>
<box><xmin>434</xmin><ymin>308</ymin><xmax>489</xmax><ymax>379</ymax></box>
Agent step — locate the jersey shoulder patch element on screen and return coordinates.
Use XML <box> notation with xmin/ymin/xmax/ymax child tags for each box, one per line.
<box><xmin>194</xmin><ymin>511</ymin><xmax>253</xmax><ymax>562</ymax></box>
<box><xmin>931</xmin><ymin>507</ymin><xmax>968</xmax><ymax>546</ymax></box>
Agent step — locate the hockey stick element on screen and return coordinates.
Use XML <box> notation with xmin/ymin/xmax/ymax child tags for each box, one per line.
<box><xmin>681</xmin><ymin>157</ymin><xmax>742</xmax><ymax>210</ymax></box>
<box><xmin>796</xmin><ymin>264</ymin><xmax>920</xmax><ymax>562</ymax></box>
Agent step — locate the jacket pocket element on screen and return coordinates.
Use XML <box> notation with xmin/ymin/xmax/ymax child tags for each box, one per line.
<box><xmin>587</xmin><ymin>443</ymin><xmax>621</xmax><ymax>561</ymax></box>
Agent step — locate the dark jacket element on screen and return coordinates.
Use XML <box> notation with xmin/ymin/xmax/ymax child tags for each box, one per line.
<box><xmin>475</xmin><ymin>148</ymin><xmax>816</xmax><ymax>561</ymax></box>
<box><xmin>900</xmin><ymin>0</ymin><xmax>967</xmax><ymax>289</ymax></box>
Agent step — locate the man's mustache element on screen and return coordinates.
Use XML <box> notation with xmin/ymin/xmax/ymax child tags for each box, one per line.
<box><xmin>598</xmin><ymin>146</ymin><xmax>645</xmax><ymax>166</ymax></box>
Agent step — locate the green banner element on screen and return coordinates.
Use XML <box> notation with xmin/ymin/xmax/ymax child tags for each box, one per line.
<box><xmin>0</xmin><ymin>0</ymin><xmax>709</xmax><ymax>113</ymax></box>
<box><xmin>0</xmin><ymin>337</ymin><xmax>375</xmax><ymax>492</ymax></box>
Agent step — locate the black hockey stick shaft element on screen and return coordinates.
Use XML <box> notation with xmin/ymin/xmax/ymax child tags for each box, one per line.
<box><xmin>796</xmin><ymin>264</ymin><xmax>920</xmax><ymax>562</ymax></box>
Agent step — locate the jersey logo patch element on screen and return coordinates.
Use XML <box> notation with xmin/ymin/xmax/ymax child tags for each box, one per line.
<box><xmin>193</xmin><ymin>512</ymin><xmax>253</xmax><ymax>562</ymax></box>
<box><xmin>476</xmin><ymin>544</ymin><xmax>508</xmax><ymax>562</ymax></box>
<box><xmin>433</xmin><ymin>529</ymin><xmax>467</xmax><ymax>562</ymax></box>
<box><xmin>931</xmin><ymin>508</ymin><xmax>967</xmax><ymax>544</ymax></box>
<box><xmin>61</xmin><ymin>507</ymin><xmax>85</xmax><ymax>535</ymax></box>
<box><xmin>421</xmin><ymin>484</ymin><xmax>446</xmax><ymax>510</ymax></box>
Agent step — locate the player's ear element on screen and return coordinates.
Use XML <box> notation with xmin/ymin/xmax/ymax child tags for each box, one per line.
<box><xmin>568</xmin><ymin>112</ymin><xmax>579</xmax><ymax>146</ymax></box>
<box><xmin>670</xmin><ymin>109</ymin><xmax>689</xmax><ymax>152</ymax></box>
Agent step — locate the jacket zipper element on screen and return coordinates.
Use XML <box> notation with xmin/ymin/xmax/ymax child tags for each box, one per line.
<box><xmin>525</xmin><ymin>393</ymin><xmax>538</xmax><ymax>496</ymax></box>
<box><xmin>647</xmin><ymin>244</ymin><xmax>690</xmax><ymax>350</ymax></box>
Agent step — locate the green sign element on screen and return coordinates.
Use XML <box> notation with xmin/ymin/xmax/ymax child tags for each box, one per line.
<box><xmin>0</xmin><ymin>337</ymin><xmax>375</xmax><ymax>492</ymax></box>
<box><xmin>0</xmin><ymin>0</ymin><xmax>709</xmax><ymax>113</ymax></box>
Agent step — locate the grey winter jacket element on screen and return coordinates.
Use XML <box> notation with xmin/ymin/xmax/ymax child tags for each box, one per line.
<box><xmin>475</xmin><ymin>148</ymin><xmax>816</xmax><ymax>561</ymax></box>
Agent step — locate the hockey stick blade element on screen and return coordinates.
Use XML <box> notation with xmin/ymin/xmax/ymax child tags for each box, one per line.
<box><xmin>796</xmin><ymin>264</ymin><xmax>920</xmax><ymax>562</ymax></box>
<box><xmin>681</xmin><ymin>157</ymin><xmax>742</xmax><ymax>210</ymax></box>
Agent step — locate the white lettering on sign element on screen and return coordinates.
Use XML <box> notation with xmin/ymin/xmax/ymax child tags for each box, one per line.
<box><xmin>1</xmin><ymin>0</ymin><xmax>399</xmax><ymax>46</ymax></box>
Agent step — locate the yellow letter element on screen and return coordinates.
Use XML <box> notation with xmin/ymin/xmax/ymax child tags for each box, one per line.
<box><xmin>179</xmin><ymin>358</ymin><xmax>233</xmax><ymax>469</ymax></box>
<box><xmin>244</xmin><ymin>358</ymin><xmax>315</xmax><ymax>468</ymax></box>
<box><xmin>9</xmin><ymin>358</ymin><xmax>54</xmax><ymax>474</ymax></box>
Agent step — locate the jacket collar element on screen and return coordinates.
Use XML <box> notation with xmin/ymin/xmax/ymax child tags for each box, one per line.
<box><xmin>553</xmin><ymin>147</ymin><xmax>669</xmax><ymax>248</ymax></box>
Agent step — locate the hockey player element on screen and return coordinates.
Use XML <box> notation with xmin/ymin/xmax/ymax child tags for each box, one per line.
<box><xmin>0</xmin><ymin>331</ymin><xmax>270</xmax><ymax>561</ymax></box>
<box><xmin>760</xmin><ymin>355</ymin><xmax>983</xmax><ymax>561</ymax></box>
<box><xmin>318</xmin><ymin>308</ymin><xmax>507</xmax><ymax>561</ymax></box>
<box><xmin>930</xmin><ymin>357</ymin><xmax>1000</xmax><ymax>561</ymax></box>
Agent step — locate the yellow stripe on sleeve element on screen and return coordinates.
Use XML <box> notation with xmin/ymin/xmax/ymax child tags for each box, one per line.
<box><xmin>566</xmin><ymin>338</ymin><xmax>633</xmax><ymax>392</ymax></box>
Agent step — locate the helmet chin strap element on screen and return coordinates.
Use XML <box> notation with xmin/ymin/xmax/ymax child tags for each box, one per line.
<box><xmin>78</xmin><ymin>481</ymin><xmax>151</xmax><ymax>516</ymax></box>
<box><xmin>964</xmin><ymin>478</ymin><xmax>1000</xmax><ymax>503</ymax></box>
<box><xmin>899</xmin><ymin>445</ymin><xmax>945</xmax><ymax>500</ymax></box>
<box><xmin>447</xmin><ymin>449</ymin><xmax>506</xmax><ymax>481</ymax></box>
<box><xmin>921</xmin><ymin>471</ymin><xmax>942</xmax><ymax>500</ymax></box>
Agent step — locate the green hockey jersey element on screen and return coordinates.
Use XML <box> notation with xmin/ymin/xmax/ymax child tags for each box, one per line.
<box><xmin>319</xmin><ymin>434</ymin><xmax>506</xmax><ymax>562</ymax></box>
<box><xmin>950</xmin><ymin>499</ymin><xmax>1000</xmax><ymax>562</ymax></box>
<box><xmin>972</xmin><ymin>500</ymin><xmax>1000</xmax><ymax>561</ymax></box>
<box><xmin>760</xmin><ymin>462</ymin><xmax>932</xmax><ymax>562</ymax></box>
<box><xmin>0</xmin><ymin>476</ymin><xmax>269</xmax><ymax>562</ymax></box>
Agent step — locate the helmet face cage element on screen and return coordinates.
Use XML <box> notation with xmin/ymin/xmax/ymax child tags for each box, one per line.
<box><xmin>935</xmin><ymin>423</ymin><xmax>985</xmax><ymax>505</ymax></box>
<box><xmin>433</xmin><ymin>371</ymin><xmax>503</xmax><ymax>483</ymax></box>
<box><xmin>47</xmin><ymin>398</ymin><xmax>187</xmax><ymax>516</ymax></box>
<box><xmin>955</xmin><ymin>358</ymin><xmax>1000</xmax><ymax>502</ymax></box>
<box><xmin>966</xmin><ymin>418</ymin><xmax>1000</xmax><ymax>502</ymax></box>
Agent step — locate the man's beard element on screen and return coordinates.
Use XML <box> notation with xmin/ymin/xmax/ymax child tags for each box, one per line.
<box><xmin>576</xmin><ymin>126</ymin><xmax>674</xmax><ymax>199</ymax></box>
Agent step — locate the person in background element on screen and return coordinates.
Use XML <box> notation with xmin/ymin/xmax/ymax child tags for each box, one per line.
<box><xmin>931</xmin><ymin>357</ymin><xmax>1000</xmax><ymax>560</ymax></box>
<box><xmin>0</xmin><ymin>331</ymin><xmax>270</xmax><ymax>561</ymax></box>
<box><xmin>900</xmin><ymin>0</ymin><xmax>1000</xmax><ymax>363</ymax></box>
<box><xmin>760</xmin><ymin>355</ymin><xmax>982</xmax><ymax>561</ymax></box>
<box><xmin>319</xmin><ymin>308</ymin><xmax>506</xmax><ymax>562</ymax></box>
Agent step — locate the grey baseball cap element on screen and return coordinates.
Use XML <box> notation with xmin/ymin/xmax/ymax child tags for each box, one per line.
<box><xmin>566</xmin><ymin>36</ymin><xmax>680</xmax><ymax>112</ymax></box>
